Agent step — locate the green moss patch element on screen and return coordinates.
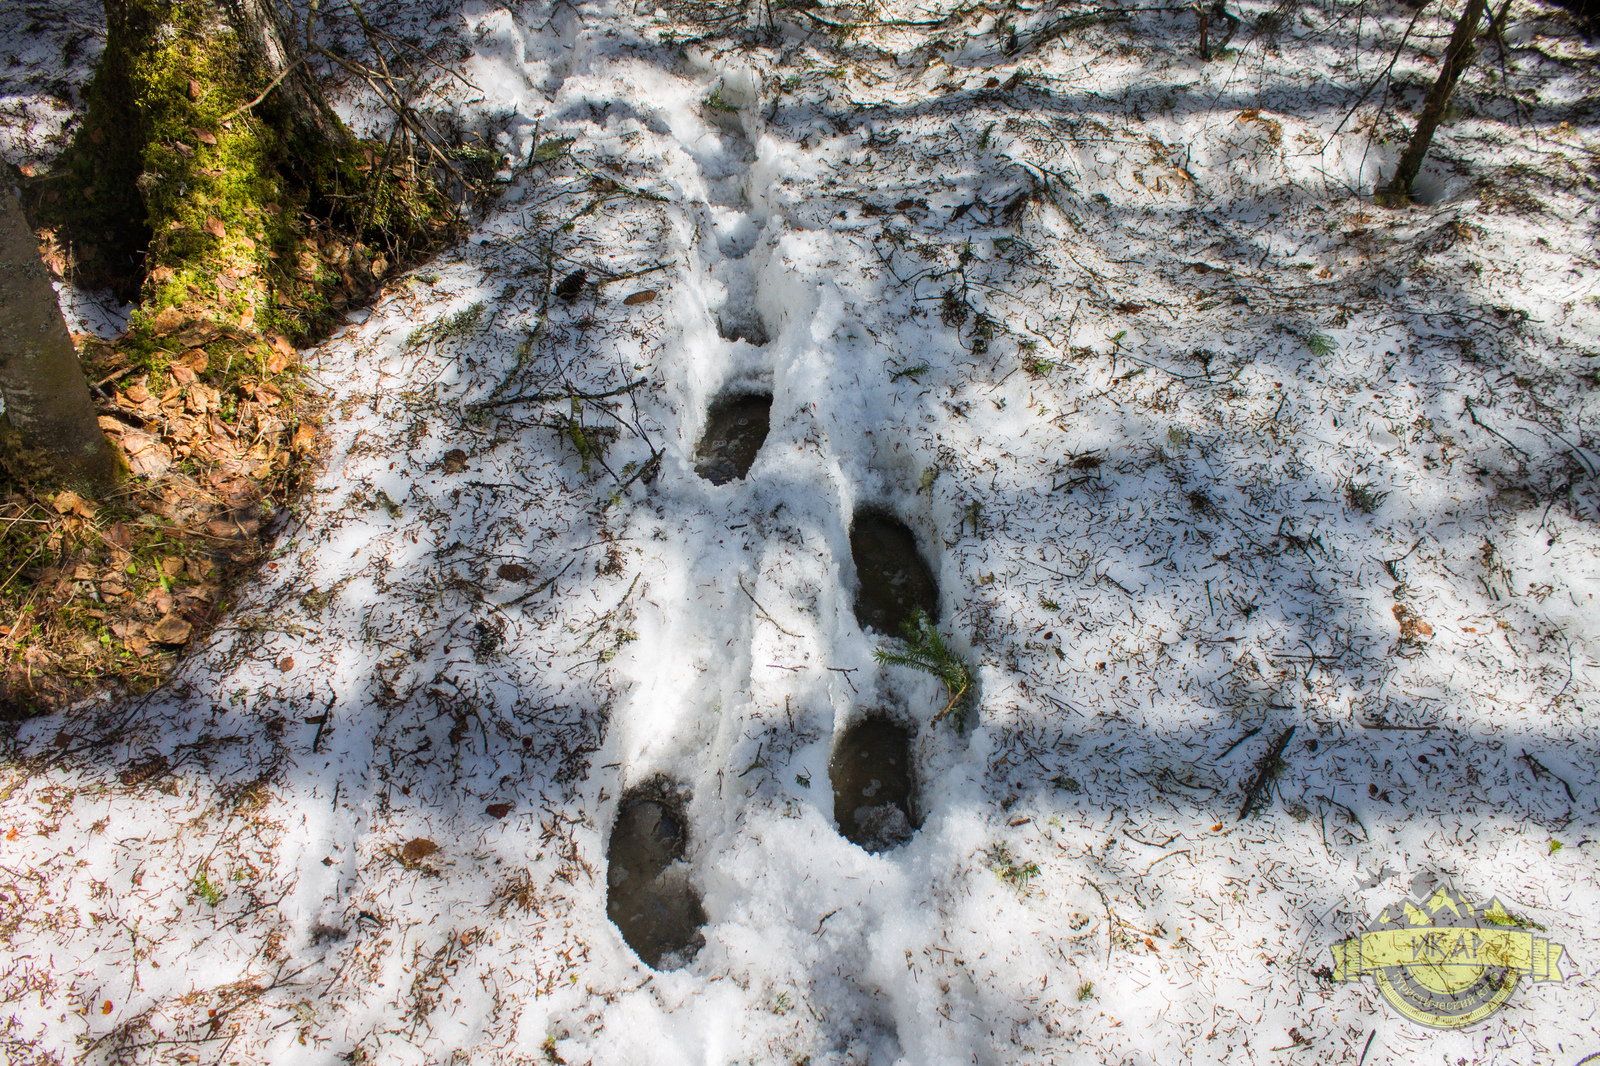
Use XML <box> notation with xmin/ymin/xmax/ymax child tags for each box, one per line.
<box><xmin>5</xmin><ymin>0</ymin><xmax>456</xmax><ymax>716</ymax></box>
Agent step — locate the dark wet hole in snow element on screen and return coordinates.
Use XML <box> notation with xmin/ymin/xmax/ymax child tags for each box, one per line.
<box><xmin>830</xmin><ymin>716</ymin><xmax>919</xmax><ymax>852</ymax></box>
<box><xmin>715</xmin><ymin>312</ymin><xmax>770</xmax><ymax>346</ymax></box>
<box><xmin>850</xmin><ymin>511</ymin><xmax>938</xmax><ymax>635</ymax></box>
<box><xmin>693</xmin><ymin>392</ymin><xmax>772</xmax><ymax>485</ymax></box>
<box><xmin>606</xmin><ymin>781</ymin><xmax>706</xmax><ymax>969</ymax></box>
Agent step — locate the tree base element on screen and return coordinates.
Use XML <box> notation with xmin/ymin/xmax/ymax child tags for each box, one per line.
<box><xmin>1373</xmin><ymin>184</ymin><xmax>1414</xmax><ymax>209</ymax></box>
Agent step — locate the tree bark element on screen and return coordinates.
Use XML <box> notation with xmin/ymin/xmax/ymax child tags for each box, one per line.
<box><xmin>0</xmin><ymin>188</ymin><xmax>121</xmax><ymax>490</ymax></box>
<box><xmin>216</xmin><ymin>0</ymin><xmax>346</xmax><ymax>146</ymax></box>
<box><xmin>1381</xmin><ymin>0</ymin><xmax>1490</xmax><ymax>203</ymax></box>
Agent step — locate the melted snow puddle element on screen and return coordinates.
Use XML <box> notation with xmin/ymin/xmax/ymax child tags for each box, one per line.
<box><xmin>830</xmin><ymin>716</ymin><xmax>919</xmax><ymax>852</ymax></box>
<box><xmin>605</xmin><ymin>781</ymin><xmax>706</xmax><ymax>969</ymax></box>
<box><xmin>693</xmin><ymin>392</ymin><xmax>771</xmax><ymax>485</ymax></box>
<box><xmin>849</xmin><ymin>511</ymin><xmax>939</xmax><ymax>635</ymax></box>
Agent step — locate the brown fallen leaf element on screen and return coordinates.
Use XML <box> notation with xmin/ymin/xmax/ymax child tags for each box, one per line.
<box><xmin>150</xmin><ymin>306</ymin><xmax>185</xmax><ymax>335</ymax></box>
<box><xmin>1115</xmin><ymin>302</ymin><xmax>1145</xmax><ymax>314</ymax></box>
<box><xmin>442</xmin><ymin>448</ymin><xmax>468</xmax><ymax>473</ymax></box>
<box><xmin>485</xmin><ymin>803</ymin><xmax>513</xmax><ymax>819</ymax></box>
<box><xmin>174</xmin><ymin>320</ymin><xmax>220</xmax><ymax>347</ymax></box>
<box><xmin>203</xmin><ymin>216</ymin><xmax>226</xmax><ymax>239</ymax></box>
<box><xmin>184</xmin><ymin>348</ymin><xmax>210</xmax><ymax>373</ymax></box>
<box><xmin>496</xmin><ymin>563</ymin><xmax>530</xmax><ymax>582</ymax></box>
<box><xmin>172</xmin><ymin>365</ymin><xmax>198</xmax><ymax>386</ymax></box>
<box><xmin>161</xmin><ymin>555</ymin><xmax>184</xmax><ymax>578</ymax></box>
<box><xmin>121</xmin><ymin>431</ymin><xmax>173</xmax><ymax>478</ymax></box>
<box><xmin>193</xmin><ymin>128</ymin><xmax>217</xmax><ymax>145</ymax></box>
<box><xmin>265</xmin><ymin>335</ymin><xmax>294</xmax><ymax>374</ymax></box>
<box><xmin>206</xmin><ymin>516</ymin><xmax>258</xmax><ymax>538</ymax></box>
<box><xmin>105</xmin><ymin>522</ymin><xmax>133</xmax><ymax>549</ymax></box>
<box><xmin>290</xmin><ymin>425</ymin><xmax>317</xmax><ymax>453</ymax></box>
<box><xmin>52</xmin><ymin>490</ymin><xmax>95</xmax><ymax>518</ymax></box>
<box><xmin>623</xmin><ymin>289</ymin><xmax>657</xmax><ymax>306</ymax></box>
<box><xmin>278</xmin><ymin>656</ymin><xmax>294</xmax><ymax>672</ymax></box>
<box><xmin>254</xmin><ymin>382</ymin><xmax>282</xmax><ymax>405</ymax></box>
<box><xmin>148</xmin><ymin>615</ymin><xmax>192</xmax><ymax>644</ymax></box>
<box><xmin>1393</xmin><ymin>603</ymin><xmax>1433</xmax><ymax>642</ymax></box>
<box><xmin>124</xmin><ymin>384</ymin><xmax>151</xmax><ymax>404</ymax></box>
<box><xmin>401</xmin><ymin>838</ymin><xmax>439</xmax><ymax>862</ymax></box>
<box><xmin>188</xmin><ymin>78</ymin><xmax>202</xmax><ymax>100</ymax></box>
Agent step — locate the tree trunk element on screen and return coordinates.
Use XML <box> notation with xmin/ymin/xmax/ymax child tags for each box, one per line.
<box><xmin>1381</xmin><ymin>0</ymin><xmax>1490</xmax><ymax>203</ymax></box>
<box><xmin>48</xmin><ymin>0</ymin><xmax>350</xmax><ymax>299</ymax></box>
<box><xmin>216</xmin><ymin>0</ymin><xmax>346</xmax><ymax>145</ymax></box>
<box><xmin>0</xmin><ymin>188</ymin><xmax>121</xmax><ymax>490</ymax></box>
<box><xmin>103</xmin><ymin>0</ymin><xmax>342</xmax><ymax>146</ymax></box>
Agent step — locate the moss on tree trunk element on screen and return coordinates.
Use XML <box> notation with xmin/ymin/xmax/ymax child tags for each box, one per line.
<box><xmin>33</xmin><ymin>0</ymin><xmax>451</xmax><ymax>379</ymax></box>
<box><xmin>0</xmin><ymin>0</ymin><xmax>457</xmax><ymax>714</ymax></box>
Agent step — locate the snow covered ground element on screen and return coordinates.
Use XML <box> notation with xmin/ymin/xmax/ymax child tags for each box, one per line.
<box><xmin>3</xmin><ymin>0</ymin><xmax>1600</xmax><ymax>1062</ymax></box>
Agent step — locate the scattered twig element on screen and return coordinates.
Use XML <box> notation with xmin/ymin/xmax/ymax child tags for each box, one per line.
<box><xmin>218</xmin><ymin>56</ymin><xmax>310</xmax><ymax>124</ymax></box>
<box><xmin>474</xmin><ymin>378</ymin><xmax>648</xmax><ymax>409</ymax></box>
<box><xmin>738</xmin><ymin>577</ymin><xmax>801</xmax><ymax>638</ymax></box>
<box><xmin>1518</xmin><ymin>750</ymin><xmax>1575</xmax><ymax>802</ymax></box>
<box><xmin>1216</xmin><ymin>726</ymin><xmax>1262</xmax><ymax>760</ymax></box>
<box><xmin>1238</xmin><ymin>726</ymin><xmax>1295</xmax><ymax>820</ymax></box>
<box><xmin>1358</xmin><ymin>719</ymin><xmax>1440</xmax><ymax>730</ymax></box>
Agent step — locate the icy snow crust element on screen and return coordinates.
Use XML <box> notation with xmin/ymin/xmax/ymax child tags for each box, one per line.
<box><xmin>5</xmin><ymin>0</ymin><xmax>1600</xmax><ymax>1063</ymax></box>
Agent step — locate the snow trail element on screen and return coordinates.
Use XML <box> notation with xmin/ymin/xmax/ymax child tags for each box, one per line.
<box><xmin>3</xmin><ymin>0</ymin><xmax>1600</xmax><ymax>1063</ymax></box>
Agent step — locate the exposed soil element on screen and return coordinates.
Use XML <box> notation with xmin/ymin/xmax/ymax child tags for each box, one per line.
<box><xmin>829</xmin><ymin>716</ymin><xmax>918</xmax><ymax>852</ymax></box>
<box><xmin>849</xmin><ymin>510</ymin><xmax>938</xmax><ymax>636</ymax></box>
<box><xmin>605</xmin><ymin>780</ymin><xmax>706</xmax><ymax>969</ymax></box>
<box><xmin>693</xmin><ymin>392</ymin><xmax>771</xmax><ymax>485</ymax></box>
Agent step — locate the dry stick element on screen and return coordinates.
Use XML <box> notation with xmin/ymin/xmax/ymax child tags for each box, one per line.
<box><xmin>1082</xmin><ymin>878</ymin><xmax>1117</xmax><ymax>962</ymax></box>
<box><xmin>1216</xmin><ymin>725</ymin><xmax>1262</xmax><ymax>760</ymax></box>
<box><xmin>354</xmin><ymin>117</ymin><xmax>403</xmax><ymax>246</ymax></box>
<box><xmin>1237</xmin><ymin>725</ymin><xmax>1295</xmax><ymax>820</ymax></box>
<box><xmin>310</xmin><ymin>45</ymin><xmax>474</xmax><ymax>192</ymax></box>
<box><xmin>475</xmin><ymin>378</ymin><xmax>648</xmax><ymax>409</ymax></box>
<box><xmin>1517</xmin><ymin>750</ymin><xmax>1575</xmax><ymax>802</ymax></box>
<box><xmin>928</xmin><ymin>668</ymin><xmax>973</xmax><ymax>725</ymax></box>
<box><xmin>1324</xmin><ymin>1</ymin><xmax>1433</xmax><ymax>146</ymax></box>
<box><xmin>738</xmin><ymin>578</ymin><xmax>801</xmax><ymax>638</ymax></box>
<box><xmin>217</xmin><ymin>56</ymin><xmax>310</xmax><ymax>124</ymax></box>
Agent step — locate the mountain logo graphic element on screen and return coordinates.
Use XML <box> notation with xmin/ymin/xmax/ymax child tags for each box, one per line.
<box><xmin>1331</xmin><ymin>887</ymin><xmax>1571</xmax><ymax>1028</ymax></box>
